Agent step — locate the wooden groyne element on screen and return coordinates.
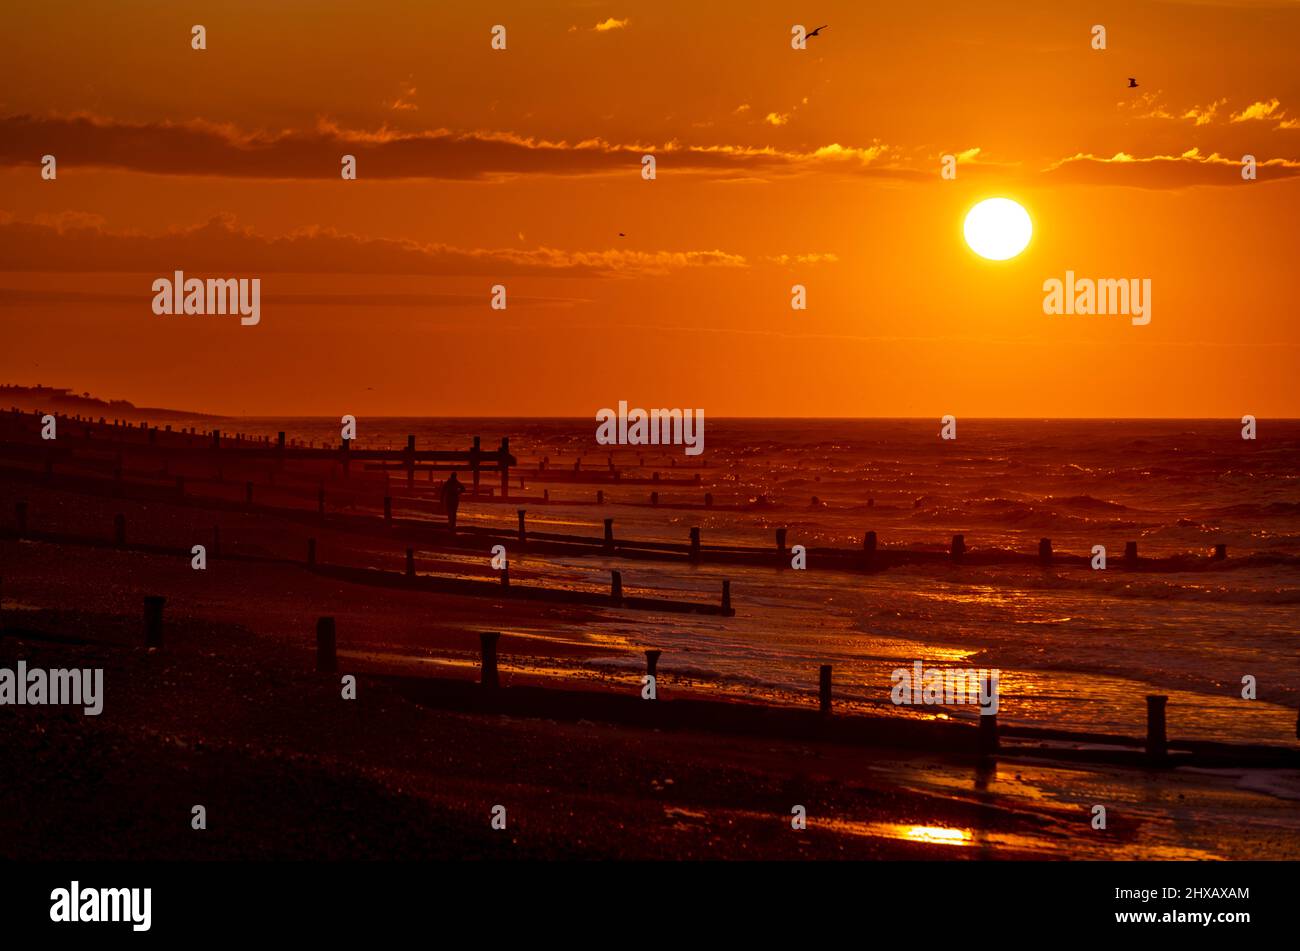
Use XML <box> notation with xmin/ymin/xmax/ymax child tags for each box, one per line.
<box><xmin>346</xmin><ymin>628</ymin><xmax>1297</xmax><ymax>770</ymax></box>
<box><xmin>0</xmin><ymin>407</ymin><xmax>1259</xmax><ymax>575</ymax></box>
<box><xmin>2</xmin><ymin>518</ymin><xmax>736</xmax><ymax>617</ymax></box>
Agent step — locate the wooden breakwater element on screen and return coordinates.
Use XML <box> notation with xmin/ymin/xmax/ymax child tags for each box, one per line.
<box><xmin>4</xmin><ymin>453</ymin><xmax>1258</xmax><ymax>575</ymax></box>
<box><xmin>9</xmin><ymin>600</ymin><xmax>1292</xmax><ymax>770</ymax></box>
<box><xmin>2</xmin><ymin>515</ymin><xmax>736</xmax><ymax>617</ymax></box>
<box><xmin>0</xmin><ymin>407</ymin><xmax>1258</xmax><ymax>574</ymax></box>
<box><xmin>348</xmin><ymin>630</ymin><xmax>1300</xmax><ymax>769</ymax></box>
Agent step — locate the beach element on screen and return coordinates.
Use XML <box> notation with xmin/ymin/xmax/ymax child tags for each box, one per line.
<box><xmin>3</xmin><ymin>410</ymin><xmax>1298</xmax><ymax>860</ymax></box>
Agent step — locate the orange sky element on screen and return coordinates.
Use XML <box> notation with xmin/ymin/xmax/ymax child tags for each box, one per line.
<box><xmin>2</xmin><ymin>0</ymin><xmax>1298</xmax><ymax>417</ymax></box>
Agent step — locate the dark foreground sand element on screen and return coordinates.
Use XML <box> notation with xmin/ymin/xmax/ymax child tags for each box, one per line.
<box><xmin>0</xmin><ymin>521</ymin><xmax>1081</xmax><ymax>861</ymax></box>
<box><xmin>3</xmin><ymin>475</ymin><xmax>1296</xmax><ymax>860</ymax></box>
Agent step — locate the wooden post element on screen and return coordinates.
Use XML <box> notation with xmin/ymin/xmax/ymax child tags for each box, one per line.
<box><xmin>611</xmin><ymin>570</ymin><xmax>623</xmax><ymax>605</ymax></box>
<box><xmin>819</xmin><ymin>665</ymin><xmax>832</xmax><ymax>717</ymax></box>
<box><xmin>15</xmin><ymin>500</ymin><xmax>27</xmax><ymax>535</ymax></box>
<box><xmin>951</xmin><ymin>534</ymin><xmax>965</xmax><ymax>562</ymax></box>
<box><xmin>501</xmin><ymin>567</ymin><xmax>510</xmax><ymax>591</ymax></box>
<box><xmin>1213</xmin><ymin>543</ymin><xmax>1227</xmax><ymax>560</ymax></box>
<box><xmin>277</xmin><ymin>431</ymin><xmax>285</xmax><ymax>452</ymax></box>
<box><xmin>979</xmin><ymin>673</ymin><xmax>999</xmax><ymax>758</ymax></box>
<box><xmin>604</xmin><ymin>518</ymin><xmax>614</xmax><ymax>551</ymax></box>
<box><xmin>471</xmin><ymin>436</ymin><xmax>481</xmax><ymax>492</ymax></box>
<box><xmin>596</xmin><ymin>490</ymin><xmax>604</xmax><ymax>505</ymax></box>
<box><xmin>316</xmin><ymin>617</ymin><xmax>337</xmax><ymax>673</ymax></box>
<box><xmin>307</xmin><ymin>538</ymin><xmax>317</xmax><ymax>567</ymax></box>
<box><xmin>406</xmin><ymin>435</ymin><xmax>415</xmax><ymax>489</ymax></box>
<box><xmin>650</xmin><ymin>491</ymin><xmax>658</xmax><ymax>506</ymax></box>
<box><xmin>645</xmin><ymin>650</ymin><xmax>661</xmax><ymax>692</ymax></box>
<box><xmin>705</xmin><ymin>492</ymin><xmax>713</xmax><ymax>508</ymax></box>
<box><xmin>1038</xmin><ymin>537</ymin><xmax>1052</xmax><ymax>565</ymax></box>
<box><xmin>1146</xmin><ymin>695</ymin><xmax>1168</xmax><ymax>764</ymax></box>
<box><xmin>212</xmin><ymin>429</ymin><xmax>220</xmax><ymax>449</ymax></box>
<box><xmin>517</xmin><ymin>509</ymin><xmax>526</xmax><ymax>545</ymax></box>
<box><xmin>689</xmin><ymin>527</ymin><xmax>701</xmax><ymax>562</ymax></box>
<box><xmin>479</xmin><ymin>631</ymin><xmax>500</xmax><ymax>689</ymax></box>
<box><xmin>384</xmin><ymin>495</ymin><xmax>392</xmax><ymax>525</ymax></box>
<box><xmin>776</xmin><ymin>528</ymin><xmax>788</xmax><ymax>553</ymax></box>
<box><xmin>1124</xmin><ymin>541</ymin><xmax>1138</xmax><ymax>566</ymax></box>
<box><xmin>406</xmin><ymin>547</ymin><xmax>415</xmax><ymax>577</ymax></box>
<box><xmin>722</xmin><ymin>579</ymin><xmax>731</xmax><ymax>614</ymax></box>
<box><xmin>144</xmin><ymin>595</ymin><xmax>165</xmax><ymax>648</ymax></box>
<box><xmin>499</xmin><ymin>437</ymin><xmax>510</xmax><ymax>500</ymax></box>
<box><xmin>114</xmin><ymin>513</ymin><xmax>126</xmax><ymax>547</ymax></box>
<box><xmin>863</xmin><ymin>531</ymin><xmax>877</xmax><ymax>561</ymax></box>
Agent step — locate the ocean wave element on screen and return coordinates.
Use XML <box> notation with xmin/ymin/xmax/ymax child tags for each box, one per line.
<box><xmin>939</xmin><ymin>569</ymin><xmax>1300</xmax><ymax>604</ymax></box>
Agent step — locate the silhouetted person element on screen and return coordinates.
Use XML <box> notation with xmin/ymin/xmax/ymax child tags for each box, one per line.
<box><xmin>440</xmin><ymin>471</ymin><xmax>465</xmax><ymax>532</ymax></box>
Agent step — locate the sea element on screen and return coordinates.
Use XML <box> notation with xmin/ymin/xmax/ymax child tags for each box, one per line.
<box><xmin>203</xmin><ymin>416</ymin><xmax>1300</xmax><ymax>748</ymax></box>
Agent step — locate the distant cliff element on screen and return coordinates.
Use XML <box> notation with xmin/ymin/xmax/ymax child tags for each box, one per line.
<box><xmin>0</xmin><ymin>384</ymin><xmax>214</xmax><ymax>420</ymax></box>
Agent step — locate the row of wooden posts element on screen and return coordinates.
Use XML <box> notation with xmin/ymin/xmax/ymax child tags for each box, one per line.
<box><xmin>10</xmin><ymin>500</ymin><xmax>738</xmax><ymax>613</ymax></box>
<box><xmin>9</xmin><ymin>429</ymin><xmax>1232</xmax><ymax>565</ymax></box>
<box><xmin>102</xmin><ymin>594</ymin><xmax>1190</xmax><ymax>766</ymax></box>
<box><xmin>0</xmin><ymin>580</ymin><xmax>1282</xmax><ymax>766</ymax></box>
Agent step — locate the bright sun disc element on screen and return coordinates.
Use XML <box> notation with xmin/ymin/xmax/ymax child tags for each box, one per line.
<box><xmin>964</xmin><ymin>198</ymin><xmax>1032</xmax><ymax>261</ymax></box>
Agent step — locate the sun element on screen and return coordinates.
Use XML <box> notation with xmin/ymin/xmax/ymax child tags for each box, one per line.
<box><xmin>964</xmin><ymin>198</ymin><xmax>1033</xmax><ymax>261</ymax></box>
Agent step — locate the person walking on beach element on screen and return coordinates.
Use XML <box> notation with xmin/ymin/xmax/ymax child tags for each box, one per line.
<box><xmin>440</xmin><ymin>471</ymin><xmax>466</xmax><ymax>532</ymax></box>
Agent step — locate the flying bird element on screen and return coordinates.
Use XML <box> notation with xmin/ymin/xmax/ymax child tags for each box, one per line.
<box><xmin>1127</xmin><ymin>77</ymin><xmax>1139</xmax><ymax>88</ymax></box>
<box><xmin>618</xmin><ymin>232</ymin><xmax>626</xmax><ymax>237</ymax></box>
<box><xmin>808</xmin><ymin>25</ymin><xmax>828</xmax><ymax>38</ymax></box>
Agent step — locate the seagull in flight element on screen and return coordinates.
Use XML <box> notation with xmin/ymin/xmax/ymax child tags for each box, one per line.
<box><xmin>618</xmin><ymin>232</ymin><xmax>626</xmax><ymax>237</ymax></box>
<box><xmin>808</xmin><ymin>25</ymin><xmax>828</xmax><ymax>38</ymax></box>
<box><xmin>1127</xmin><ymin>77</ymin><xmax>1139</xmax><ymax>88</ymax></box>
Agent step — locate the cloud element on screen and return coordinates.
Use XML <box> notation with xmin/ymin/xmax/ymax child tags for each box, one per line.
<box><xmin>1182</xmin><ymin>99</ymin><xmax>1227</xmax><ymax>126</ymax></box>
<box><xmin>1231</xmin><ymin>98</ymin><xmax>1284</xmax><ymax>122</ymax></box>
<box><xmin>0</xmin><ymin>214</ymin><xmax>750</xmax><ymax>278</ymax></box>
<box><xmin>763</xmin><ymin>112</ymin><xmax>789</xmax><ymax>126</ymax></box>
<box><xmin>0</xmin><ymin>113</ymin><xmax>903</xmax><ymax>182</ymax></box>
<box><xmin>593</xmin><ymin>18</ymin><xmax>629</xmax><ymax>32</ymax></box>
<box><xmin>1123</xmin><ymin>92</ymin><xmax>1227</xmax><ymax>126</ymax></box>
<box><xmin>388</xmin><ymin>78</ymin><xmax>419</xmax><ymax>113</ymax></box>
<box><xmin>1042</xmin><ymin>148</ymin><xmax>1300</xmax><ymax>188</ymax></box>
<box><xmin>0</xmin><ymin>287</ymin><xmax>587</xmax><ymax>308</ymax></box>
<box><xmin>764</xmin><ymin>253</ymin><xmax>840</xmax><ymax>266</ymax></box>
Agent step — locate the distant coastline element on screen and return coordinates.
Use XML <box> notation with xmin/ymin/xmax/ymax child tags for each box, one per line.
<box><xmin>0</xmin><ymin>384</ymin><xmax>214</xmax><ymax>421</ymax></box>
